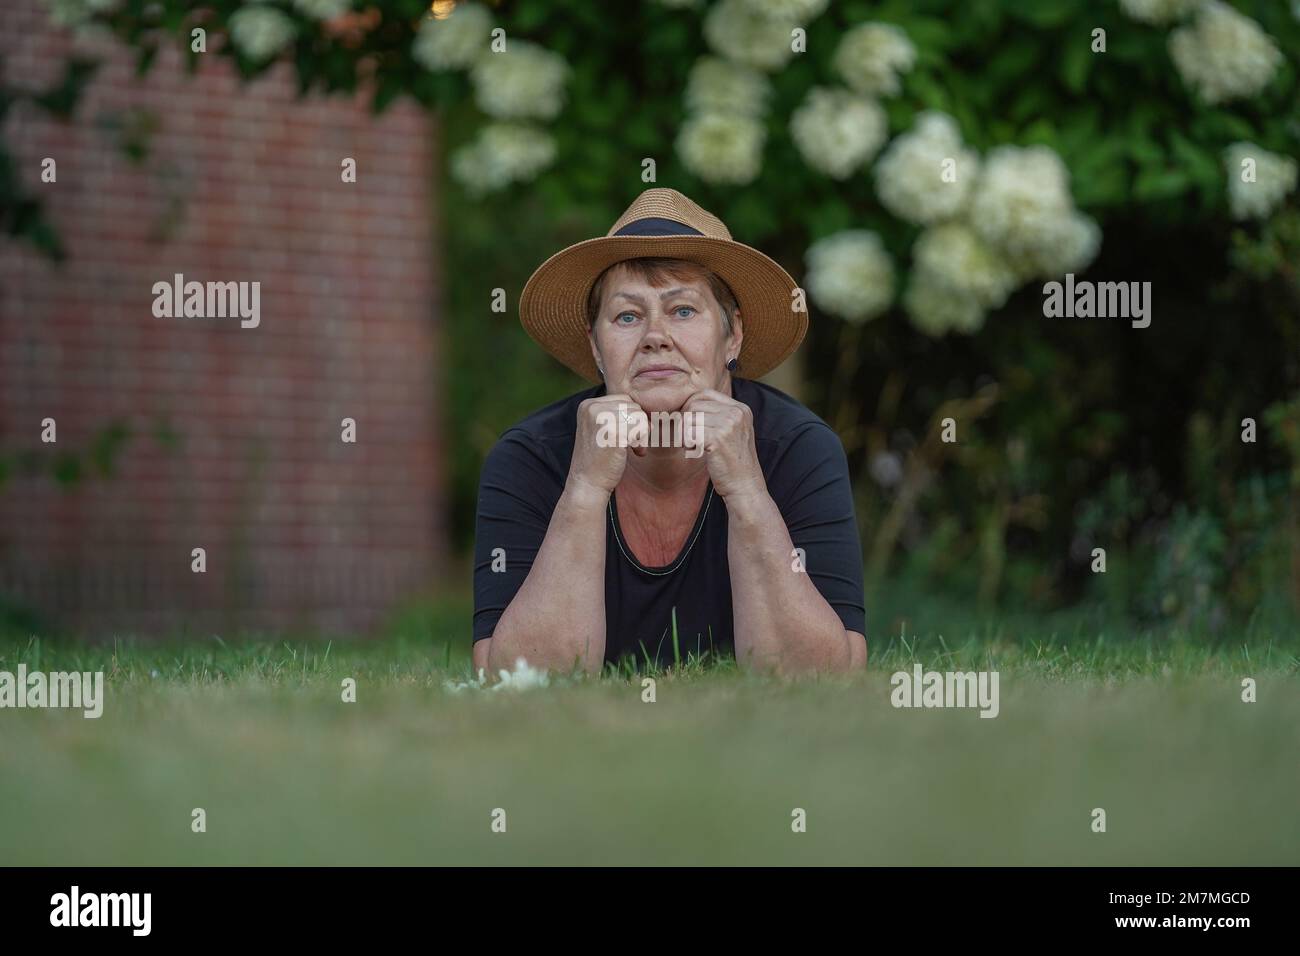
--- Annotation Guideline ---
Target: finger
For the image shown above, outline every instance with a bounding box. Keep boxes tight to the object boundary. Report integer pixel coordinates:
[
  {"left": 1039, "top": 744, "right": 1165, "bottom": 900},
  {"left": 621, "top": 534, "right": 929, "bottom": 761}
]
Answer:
[
  {"left": 683, "top": 389, "right": 734, "bottom": 410},
  {"left": 626, "top": 410, "right": 651, "bottom": 449}
]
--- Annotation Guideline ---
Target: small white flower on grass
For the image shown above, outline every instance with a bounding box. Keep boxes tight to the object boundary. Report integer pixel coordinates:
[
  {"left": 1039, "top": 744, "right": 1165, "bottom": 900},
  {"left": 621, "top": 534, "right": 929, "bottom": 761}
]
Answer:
[
  {"left": 443, "top": 668, "right": 487, "bottom": 694},
  {"left": 804, "top": 230, "right": 895, "bottom": 324},
  {"left": 442, "top": 659, "right": 550, "bottom": 693},
  {"left": 413, "top": 1, "right": 493, "bottom": 72},
  {"left": 451, "top": 123, "right": 557, "bottom": 195},
  {"left": 493, "top": 658, "right": 550, "bottom": 691},
  {"left": 470, "top": 40, "right": 570, "bottom": 121},
  {"left": 676, "top": 112, "right": 766, "bottom": 185},
  {"left": 874, "top": 112, "right": 979, "bottom": 225},
  {"left": 833, "top": 22, "right": 916, "bottom": 97},
  {"left": 704, "top": 0, "right": 800, "bottom": 72},
  {"left": 789, "top": 86, "right": 887, "bottom": 179},
  {"left": 1224, "top": 142, "right": 1298, "bottom": 220},
  {"left": 229, "top": 6, "right": 297, "bottom": 63},
  {"left": 1168, "top": 0, "right": 1282, "bottom": 105},
  {"left": 1117, "top": 0, "right": 1199, "bottom": 25},
  {"left": 685, "top": 57, "right": 771, "bottom": 118}
]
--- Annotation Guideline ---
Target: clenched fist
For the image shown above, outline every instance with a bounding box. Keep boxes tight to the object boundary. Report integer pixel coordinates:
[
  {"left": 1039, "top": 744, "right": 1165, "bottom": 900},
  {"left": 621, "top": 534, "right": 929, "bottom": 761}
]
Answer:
[
  {"left": 682, "top": 389, "right": 766, "bottom": 501},
  {"left": 567, "top": 393, "right": 650, "bottom": 497}
]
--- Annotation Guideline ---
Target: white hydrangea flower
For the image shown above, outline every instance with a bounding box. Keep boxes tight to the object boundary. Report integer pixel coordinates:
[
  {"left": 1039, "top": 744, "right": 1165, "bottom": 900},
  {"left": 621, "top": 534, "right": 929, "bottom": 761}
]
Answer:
[
  {"left": 451, "top": 123, "right": 557, "bottom": 196},
  {"left": 704, "top": 0, "right": 799, "bottom": 72},
  {"left": 873, "top": 111, "right": 978, "bottom": 225},
  {"left": 969, "top": 145, "right": 1101, "bottom": 279},
  {"left": 904, "top": 271, "right": 986, "bottom": 337},
  {"left": 292, "top": 0, "right": 351, "bottom": 21},
  {"left": 413, "top": 2, "right": 493, "bottom": 71},
  {"left": 470, "top": 40, "right": 570, "bottom": 120},
  {"left": 1168, "top": 0, "right": 1282, "bottom": 104},
  {"left": 833, "top": 22, "right": 916, "bottom": 97},
  {"left": 1117, "top": 0, "right": 1199, "bottom": 25},
  {"left": 911, "top": 223, "right": 1018, "bottom": 310},
  {"left": 738, "top": 0, "right": 829, "bottom": 22},
  {"left": 685, "top": 57, "right": 772, "bottom": 117},
  {"left": 229, "top": 6, "right": 297, "bottom": 63},
  {"left": 789, "top": 87, "right": 887, "bottom": 179},
  {"left": 1224, "top": 142, "right": 1299, "bottom": 220},
  {"left": 1052, "top": 211, "right": 1104, "bottom": 276},
  {"left": 676, "top": 112, "right": 766, "bottom": 185},
  {"left": 804, "top": 230, "right": 895, "bottom": 323}
]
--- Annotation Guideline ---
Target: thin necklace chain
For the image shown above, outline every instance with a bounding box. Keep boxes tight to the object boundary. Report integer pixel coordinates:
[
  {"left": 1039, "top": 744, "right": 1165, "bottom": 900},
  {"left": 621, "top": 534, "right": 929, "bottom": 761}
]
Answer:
[{"left": 609, "top": 486, "right": 714, "bottom": 576}]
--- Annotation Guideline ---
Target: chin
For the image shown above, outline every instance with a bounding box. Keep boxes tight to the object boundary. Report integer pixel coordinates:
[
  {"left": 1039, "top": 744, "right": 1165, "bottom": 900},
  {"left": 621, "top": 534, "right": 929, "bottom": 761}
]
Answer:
[{"left": 629, "top": 380, "right": 691, "bottom": 413}]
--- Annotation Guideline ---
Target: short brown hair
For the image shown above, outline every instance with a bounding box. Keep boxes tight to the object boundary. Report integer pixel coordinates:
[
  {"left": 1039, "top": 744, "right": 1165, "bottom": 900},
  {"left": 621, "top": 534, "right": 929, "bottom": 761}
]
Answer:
[{"left": 586, "top": 257, "right": 738, "bottom": 335}]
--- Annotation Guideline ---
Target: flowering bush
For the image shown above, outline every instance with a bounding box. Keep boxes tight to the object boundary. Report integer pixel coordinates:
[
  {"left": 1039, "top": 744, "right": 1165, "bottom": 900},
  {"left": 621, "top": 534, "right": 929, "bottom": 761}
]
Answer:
[{"left": 13, "top": 0, "right": 1300, "bottom": 615}]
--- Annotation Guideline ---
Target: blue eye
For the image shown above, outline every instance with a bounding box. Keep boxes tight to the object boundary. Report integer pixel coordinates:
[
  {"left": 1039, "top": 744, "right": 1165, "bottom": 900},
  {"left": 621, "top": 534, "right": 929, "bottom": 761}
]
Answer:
[
  {"left": 674, "top": 306, "right": 695, "bottom": 318},
  {"left": 616, "top": 312, "right": 638, "bottom": 324}
]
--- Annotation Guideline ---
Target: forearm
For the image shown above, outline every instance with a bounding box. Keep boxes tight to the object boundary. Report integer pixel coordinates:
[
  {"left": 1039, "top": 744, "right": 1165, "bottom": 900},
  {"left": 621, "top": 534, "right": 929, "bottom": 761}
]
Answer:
[
  {"left": 488, "top": 478, "right": 609, "bottom": 675},
  {"left": 727, "top": 489, "right": 859, "bottom": 675}
]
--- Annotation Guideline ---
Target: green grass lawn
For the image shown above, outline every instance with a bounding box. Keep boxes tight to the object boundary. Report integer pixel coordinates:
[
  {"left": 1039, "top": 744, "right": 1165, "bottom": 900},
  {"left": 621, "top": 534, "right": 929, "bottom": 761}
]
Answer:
[{"left": 1, "top": 593, "right": 1298, "bottom": 865}]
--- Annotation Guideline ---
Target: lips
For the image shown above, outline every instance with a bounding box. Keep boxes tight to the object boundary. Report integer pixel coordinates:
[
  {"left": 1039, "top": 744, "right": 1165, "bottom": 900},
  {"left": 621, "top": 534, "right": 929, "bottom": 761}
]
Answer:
[{"left": 635, "top": 366, "right": 685, "bottom": 379}]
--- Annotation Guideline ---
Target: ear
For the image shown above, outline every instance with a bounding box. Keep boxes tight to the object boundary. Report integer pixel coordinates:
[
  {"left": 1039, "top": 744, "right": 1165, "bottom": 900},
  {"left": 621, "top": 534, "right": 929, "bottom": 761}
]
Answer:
[
  {"left": 728, "top": 310, "right": 744, "bottom": 362},
  {"left": 587, "top": 326, "right": 603, "bottom": 376}
]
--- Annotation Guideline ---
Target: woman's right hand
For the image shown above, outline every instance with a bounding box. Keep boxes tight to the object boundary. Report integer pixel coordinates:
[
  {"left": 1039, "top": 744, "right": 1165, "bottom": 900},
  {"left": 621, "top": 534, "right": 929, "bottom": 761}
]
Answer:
[{"left": 567, "top": 393, "right": 649, "bottom": 498}]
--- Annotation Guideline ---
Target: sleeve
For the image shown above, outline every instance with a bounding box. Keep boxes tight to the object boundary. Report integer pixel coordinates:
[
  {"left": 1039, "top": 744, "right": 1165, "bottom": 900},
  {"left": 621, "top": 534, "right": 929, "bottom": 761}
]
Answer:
[
  {"left": 765, "top": 423, "right": 867, "bottom": 637},
  {"left": 472, "top": 430, "right": 567, "bottom": 642}
]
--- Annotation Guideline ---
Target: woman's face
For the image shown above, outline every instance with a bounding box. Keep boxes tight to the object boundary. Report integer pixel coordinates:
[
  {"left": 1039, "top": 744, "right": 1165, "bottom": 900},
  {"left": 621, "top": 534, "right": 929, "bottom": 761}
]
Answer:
[{"left": 588, "top": 263, "right": 742, "bottom": 413}]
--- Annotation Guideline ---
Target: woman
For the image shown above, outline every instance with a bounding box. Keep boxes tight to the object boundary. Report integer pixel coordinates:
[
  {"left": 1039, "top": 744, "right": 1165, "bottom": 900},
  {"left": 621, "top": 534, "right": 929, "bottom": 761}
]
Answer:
[{"left": 473, "top": 188, "right": 866, "bottom": 676}]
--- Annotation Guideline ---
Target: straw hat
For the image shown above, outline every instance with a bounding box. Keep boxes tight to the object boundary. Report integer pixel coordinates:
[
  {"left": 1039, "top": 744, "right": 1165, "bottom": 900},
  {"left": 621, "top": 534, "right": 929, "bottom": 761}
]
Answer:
[{"left": 519, "top": 188, "right": 806, "bottom": 383}]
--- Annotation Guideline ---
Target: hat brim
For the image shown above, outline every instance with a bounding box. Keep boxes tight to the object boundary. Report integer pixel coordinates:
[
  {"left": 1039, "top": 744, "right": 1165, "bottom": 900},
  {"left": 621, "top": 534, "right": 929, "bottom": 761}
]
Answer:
[{"left": 519, "top": 235, "right": 806, "bottom": 383}]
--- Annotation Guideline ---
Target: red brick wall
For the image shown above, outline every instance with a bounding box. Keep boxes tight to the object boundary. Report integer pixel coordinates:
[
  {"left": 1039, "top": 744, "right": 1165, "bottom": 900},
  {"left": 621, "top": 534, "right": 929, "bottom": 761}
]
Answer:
[{"left": 0, "top": 1, "right": 445, "bottom": 638}]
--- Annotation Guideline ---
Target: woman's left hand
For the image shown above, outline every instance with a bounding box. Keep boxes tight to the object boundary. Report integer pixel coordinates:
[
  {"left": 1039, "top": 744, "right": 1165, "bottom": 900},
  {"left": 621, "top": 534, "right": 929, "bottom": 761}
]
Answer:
[{"left": 681, "top": 389, "right": 766, "bottom": 502}]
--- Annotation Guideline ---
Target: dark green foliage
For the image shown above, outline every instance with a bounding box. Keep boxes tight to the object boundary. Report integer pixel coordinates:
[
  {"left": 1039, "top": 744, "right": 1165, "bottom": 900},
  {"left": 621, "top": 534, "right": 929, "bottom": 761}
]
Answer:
[{"left": 5, "top": 1, "right": 1298, "bottom": 624}]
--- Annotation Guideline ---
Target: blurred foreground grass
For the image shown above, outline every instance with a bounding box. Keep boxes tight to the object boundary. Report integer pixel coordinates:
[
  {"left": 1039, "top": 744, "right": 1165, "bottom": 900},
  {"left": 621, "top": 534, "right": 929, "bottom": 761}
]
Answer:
[{"left": 1, "top": 591, "right": 1297, "bottom": 865}]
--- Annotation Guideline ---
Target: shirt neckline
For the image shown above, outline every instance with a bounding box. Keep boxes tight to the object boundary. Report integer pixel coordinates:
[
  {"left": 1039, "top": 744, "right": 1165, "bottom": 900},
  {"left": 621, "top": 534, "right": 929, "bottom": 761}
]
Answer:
[{"left": 609, "top": 480, "right": 715, "bottom": 576}]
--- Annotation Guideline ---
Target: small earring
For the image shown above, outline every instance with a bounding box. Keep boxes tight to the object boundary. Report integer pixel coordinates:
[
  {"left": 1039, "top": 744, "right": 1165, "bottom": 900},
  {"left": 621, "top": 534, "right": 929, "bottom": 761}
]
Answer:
[{"left": 726, "top": 357, "right": 738, "bottom": 372}]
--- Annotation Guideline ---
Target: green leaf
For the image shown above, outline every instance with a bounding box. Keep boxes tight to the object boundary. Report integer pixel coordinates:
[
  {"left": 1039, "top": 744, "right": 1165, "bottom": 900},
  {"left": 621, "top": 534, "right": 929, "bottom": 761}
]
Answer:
[
  {"left": 899, "top": 17, "right": 952, "bottom": 54},
  {"left": 1133, "top": 166, "right": 1191, "bottom": 201},
  {"left": 1060, "top": 34, "right": 1094, "bottom": 94},
  {"left": 1008, "top": 0, "right": 1074, "bottom": 29},
  {"left": 1167, "top": 129, "right": 1219, "bottom": 188},
  {"left": 32, "top": 57, "right": 99, "bottom": 119},
  {"left": 53, "top": 452, "right": 82, "bottom": 487},
  {"left": 135, "top": 43, "right": 159, "bottom": 78}
]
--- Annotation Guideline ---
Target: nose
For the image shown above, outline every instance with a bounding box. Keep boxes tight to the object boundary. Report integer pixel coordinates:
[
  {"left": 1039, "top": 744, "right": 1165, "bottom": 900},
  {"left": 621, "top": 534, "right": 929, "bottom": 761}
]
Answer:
[{"left": 639, "top": 308, "right": 674, "bottom": 352}]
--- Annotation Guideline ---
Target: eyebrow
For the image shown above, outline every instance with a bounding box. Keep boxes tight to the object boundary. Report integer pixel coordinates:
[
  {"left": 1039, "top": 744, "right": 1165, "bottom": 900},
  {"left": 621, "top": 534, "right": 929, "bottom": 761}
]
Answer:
[{"left": 609, "top": 287, "right": 703, "bottom": 306}]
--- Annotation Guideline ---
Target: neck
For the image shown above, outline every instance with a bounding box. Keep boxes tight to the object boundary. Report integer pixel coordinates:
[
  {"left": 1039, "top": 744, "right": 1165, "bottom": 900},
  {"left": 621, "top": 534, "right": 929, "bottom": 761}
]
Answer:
[{"left": 621, "top": 448, "right": 709, "bottom": 495}]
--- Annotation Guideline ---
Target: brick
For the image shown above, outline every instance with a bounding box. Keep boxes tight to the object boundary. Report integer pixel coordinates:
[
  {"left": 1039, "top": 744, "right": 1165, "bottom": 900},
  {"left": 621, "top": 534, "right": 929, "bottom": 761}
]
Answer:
[{"left": 0, "top": 0, "right": 443, "bottom": 639}]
